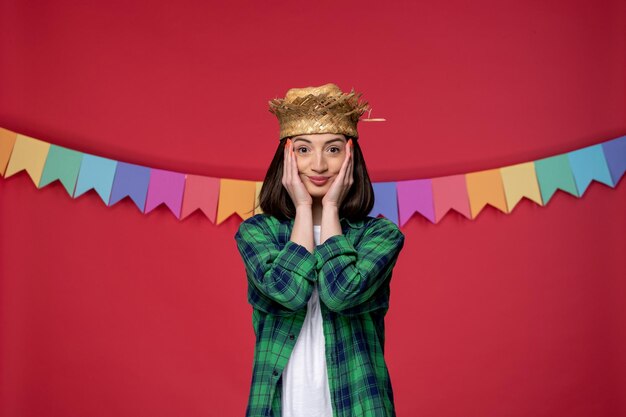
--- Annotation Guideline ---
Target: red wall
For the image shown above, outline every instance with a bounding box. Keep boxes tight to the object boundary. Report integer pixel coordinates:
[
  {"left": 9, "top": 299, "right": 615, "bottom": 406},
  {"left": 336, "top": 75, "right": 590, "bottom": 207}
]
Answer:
[{"left": 1, "top": 1, "right": 625, "bottom": 416}]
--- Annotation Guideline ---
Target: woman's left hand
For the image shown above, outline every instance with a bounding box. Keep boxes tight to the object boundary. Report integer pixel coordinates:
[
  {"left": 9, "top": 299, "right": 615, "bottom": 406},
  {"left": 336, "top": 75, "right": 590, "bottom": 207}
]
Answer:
[{"left": 322, "top": 139, "right": 354, "bottom": 207}]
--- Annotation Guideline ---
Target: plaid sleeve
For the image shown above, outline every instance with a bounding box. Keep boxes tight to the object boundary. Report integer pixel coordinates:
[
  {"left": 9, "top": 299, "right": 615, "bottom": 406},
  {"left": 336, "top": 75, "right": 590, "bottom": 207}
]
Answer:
[
  {"left": 315, "top": 217, "right": 405, "bottom": 313},
  {"left": 234, "top": 215, "right": 318, "bottom": 312}
]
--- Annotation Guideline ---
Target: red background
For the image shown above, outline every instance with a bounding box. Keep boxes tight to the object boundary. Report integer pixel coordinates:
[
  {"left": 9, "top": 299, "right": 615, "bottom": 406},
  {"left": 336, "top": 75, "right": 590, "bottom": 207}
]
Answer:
[{"left": 1, "top": 1, "right": 625, "bottom": 416}]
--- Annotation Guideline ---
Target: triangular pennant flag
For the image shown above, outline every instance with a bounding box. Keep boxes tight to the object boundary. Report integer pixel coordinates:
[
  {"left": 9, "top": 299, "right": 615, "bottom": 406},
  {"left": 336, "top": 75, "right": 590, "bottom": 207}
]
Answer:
[
  {"left": 0, "top": 127, "right": 18, "bottom": 176},
  {"left": 4, "top": 134, "right": 51, "bottom": 187},
  {"left": 39, "top": 145, "right": 83, "bottom": 196},
  {"left": 74, "top": 154, "right": 117, "bottom": 204},
  {"left": 369, "top": 182, "right": 399, "bottom": 225},
  {"left": 534, "top": 154, "right": 578, "bottom": 203},
  {"left": 216, "top": 179, "right": 257, "bottom": 224},
  {"left": 109, "top": 162, "right": 151, "bottom": 211},
  {"left": 500, "top": 162, "right": 543, "bottom": 211},
  {"left": 465, "top": 169, "right": 508, "bottom": 218},
  {"left": 567, "top": 144, "right": 612, "bottom": 196},
  {"left": 145, "top": 169, "right": 186, "bottom": 218},
  {"left": 601, "top": 135, "right": 626, "bottom": 186},
  {"left": 180, "top": 175, "right": 220, "bottom": 222},
  {"left": 397, "top": 179, "right": 435, "bottom": 226},
  {"left": 431, "top": 174, "right": 471, "bottom": 222}
]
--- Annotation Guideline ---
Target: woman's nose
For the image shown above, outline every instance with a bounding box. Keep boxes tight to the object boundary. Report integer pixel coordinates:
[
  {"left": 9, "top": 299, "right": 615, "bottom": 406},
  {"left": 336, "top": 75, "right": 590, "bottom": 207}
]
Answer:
[{"left": 312, "top": 154, "right": 328, "bottom": 171}]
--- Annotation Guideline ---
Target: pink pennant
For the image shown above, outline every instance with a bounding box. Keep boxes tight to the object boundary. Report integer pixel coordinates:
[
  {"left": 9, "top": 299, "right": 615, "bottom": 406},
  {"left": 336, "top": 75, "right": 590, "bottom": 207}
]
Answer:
[
  {"left": 144, "top": 168, "right": 186, "bottom": 218},
  {"left": 397, "top": 179, "right": 435, "bottom": 226},
  {"left": 180, "top": 175, "right": 220, "bottom": 222},
  {"left": 432, "top": 175, "right": 471, "bottom": 222}
]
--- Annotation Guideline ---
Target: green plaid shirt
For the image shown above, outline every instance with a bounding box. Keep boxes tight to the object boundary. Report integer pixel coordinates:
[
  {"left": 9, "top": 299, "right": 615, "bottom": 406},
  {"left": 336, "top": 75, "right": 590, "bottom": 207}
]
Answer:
[{"left": 234, "top": 213, "right": 405, "bottom": 417}]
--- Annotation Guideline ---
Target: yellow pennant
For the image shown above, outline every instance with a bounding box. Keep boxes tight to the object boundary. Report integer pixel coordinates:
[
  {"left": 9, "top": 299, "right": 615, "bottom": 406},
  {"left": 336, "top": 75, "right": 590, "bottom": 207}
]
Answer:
[
  {"left": 4, "top": 134, "right": 51, "bottom": 187},
  {"left": 500, "top": 162, "right": 544, "bottom": 210}
]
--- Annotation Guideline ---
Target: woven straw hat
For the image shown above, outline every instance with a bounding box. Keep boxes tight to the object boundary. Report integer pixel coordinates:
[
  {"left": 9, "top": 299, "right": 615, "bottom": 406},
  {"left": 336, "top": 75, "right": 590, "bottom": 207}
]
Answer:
[{"left": 268, "top": 83, "right": 376, "bottom": 140}]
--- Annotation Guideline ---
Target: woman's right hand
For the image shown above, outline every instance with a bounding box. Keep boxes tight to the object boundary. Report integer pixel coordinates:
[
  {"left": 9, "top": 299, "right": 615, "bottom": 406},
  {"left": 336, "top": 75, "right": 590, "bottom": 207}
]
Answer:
[{"left": 283, "top": 138, "right": 312, "bottom": 207}]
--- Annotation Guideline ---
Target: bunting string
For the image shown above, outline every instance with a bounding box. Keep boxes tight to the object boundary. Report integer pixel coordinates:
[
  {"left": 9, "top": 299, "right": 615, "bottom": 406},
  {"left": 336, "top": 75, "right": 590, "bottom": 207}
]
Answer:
[{"left": 1, "top": 127, "right": 624, "bottom": 227}]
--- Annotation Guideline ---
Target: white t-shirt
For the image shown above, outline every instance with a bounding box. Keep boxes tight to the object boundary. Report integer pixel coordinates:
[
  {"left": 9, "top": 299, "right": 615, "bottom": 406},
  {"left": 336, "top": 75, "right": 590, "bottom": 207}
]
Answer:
[{"left": 281, "top": 224, "right": 334, "bottom": 417}]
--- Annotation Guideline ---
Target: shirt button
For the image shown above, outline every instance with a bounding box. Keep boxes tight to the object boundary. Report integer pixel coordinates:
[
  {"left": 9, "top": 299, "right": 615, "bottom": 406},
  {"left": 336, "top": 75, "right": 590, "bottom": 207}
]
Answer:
[
  {"left": 289, "top": 334, "right": 295, "bottom": 340},
  {"left": 272, "top": 369, "right": 279, "bottom": 377}
]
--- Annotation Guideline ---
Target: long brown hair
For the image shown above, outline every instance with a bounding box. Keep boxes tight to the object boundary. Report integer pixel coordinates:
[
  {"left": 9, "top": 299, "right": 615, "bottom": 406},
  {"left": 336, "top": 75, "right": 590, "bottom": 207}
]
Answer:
[{"left": 252, "top": 136, "right": 375, "bottom": 221}]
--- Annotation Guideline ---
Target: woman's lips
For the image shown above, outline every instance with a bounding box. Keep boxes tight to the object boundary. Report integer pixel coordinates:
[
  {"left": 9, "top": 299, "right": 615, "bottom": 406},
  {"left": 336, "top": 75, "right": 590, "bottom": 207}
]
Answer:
[{"left": 308, "top": 176, "right": 329, "bottom": 186}]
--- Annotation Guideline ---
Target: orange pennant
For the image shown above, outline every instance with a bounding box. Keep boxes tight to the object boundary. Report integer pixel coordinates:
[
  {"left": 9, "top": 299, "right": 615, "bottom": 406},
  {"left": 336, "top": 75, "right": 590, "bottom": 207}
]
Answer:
[
  {"left": 216, "top": 179, "right": 257, "bottom": 224},
  {"left": 0, "top": 127, "right": 18, "bottom": 177},
  {"left": 465, "top": 169, "right": 508, "bottom": 218}
]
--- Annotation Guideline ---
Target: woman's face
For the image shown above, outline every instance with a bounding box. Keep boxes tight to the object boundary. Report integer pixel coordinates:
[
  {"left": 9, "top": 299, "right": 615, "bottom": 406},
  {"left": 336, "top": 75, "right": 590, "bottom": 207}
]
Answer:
[{"left": 290, "top": 133, "right": 348, "bottom": 199}]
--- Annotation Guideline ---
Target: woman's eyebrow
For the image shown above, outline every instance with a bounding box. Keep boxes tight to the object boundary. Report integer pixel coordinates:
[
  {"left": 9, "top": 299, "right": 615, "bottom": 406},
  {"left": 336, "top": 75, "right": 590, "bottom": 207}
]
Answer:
[{"left": 292, "top": 137, "right": 345, "bottom": 144}]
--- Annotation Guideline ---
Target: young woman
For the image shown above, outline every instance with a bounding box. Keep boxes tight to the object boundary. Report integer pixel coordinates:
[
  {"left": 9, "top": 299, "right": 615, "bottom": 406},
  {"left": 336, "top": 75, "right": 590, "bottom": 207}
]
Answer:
[{"left": 234, "top": 84, "right": 405, "bottom": 417}]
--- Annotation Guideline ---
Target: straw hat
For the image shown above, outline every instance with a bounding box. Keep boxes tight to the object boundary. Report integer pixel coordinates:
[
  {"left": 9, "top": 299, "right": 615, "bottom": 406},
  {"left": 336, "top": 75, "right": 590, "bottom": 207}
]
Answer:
[{"left": 268, "top": 83, "right": 381, "bottom": 140}]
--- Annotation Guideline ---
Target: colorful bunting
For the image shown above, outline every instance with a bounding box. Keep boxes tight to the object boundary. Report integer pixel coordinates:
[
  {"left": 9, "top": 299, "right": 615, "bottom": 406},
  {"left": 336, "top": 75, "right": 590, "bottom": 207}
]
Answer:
[{"left": 0, "top": 126, "right": 624, "bottom": 228}]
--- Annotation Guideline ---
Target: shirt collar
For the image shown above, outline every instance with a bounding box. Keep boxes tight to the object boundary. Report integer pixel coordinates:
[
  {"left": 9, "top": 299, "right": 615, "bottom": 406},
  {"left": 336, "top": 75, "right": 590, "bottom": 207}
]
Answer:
[
  {"left": 342, "top": 217, "right": 365, "bottom": 228},
  {"left": 285, "top": 216, "right": 366, "bottom": 229}
]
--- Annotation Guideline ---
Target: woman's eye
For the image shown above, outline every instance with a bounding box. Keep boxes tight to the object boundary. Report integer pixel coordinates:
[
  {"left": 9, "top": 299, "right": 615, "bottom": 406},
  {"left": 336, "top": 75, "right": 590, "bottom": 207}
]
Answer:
[
  {"left": 297, "top": 147, "right": 308, "bottom": 153},
  {"left": 329, "top": 147, "right": 340, "bottom": 153}
]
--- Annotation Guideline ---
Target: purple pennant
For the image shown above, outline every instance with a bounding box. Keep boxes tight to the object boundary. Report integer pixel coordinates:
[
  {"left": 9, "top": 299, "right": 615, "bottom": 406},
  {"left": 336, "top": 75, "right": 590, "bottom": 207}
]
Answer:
[
  {"left": 397, "top": 179, "right": 435, "bottom": 226},
  {"left": 601, "top": 135, "right": 626, "bottom": 186},
  {"left": 144, "top": 168, "right": 186, "bottom": 218},
  {"left": 369, "top": 182, "right": 399, "bottom": 226},
  {"left": 109, "top": 162, "right": 151, "bottom": 212}
]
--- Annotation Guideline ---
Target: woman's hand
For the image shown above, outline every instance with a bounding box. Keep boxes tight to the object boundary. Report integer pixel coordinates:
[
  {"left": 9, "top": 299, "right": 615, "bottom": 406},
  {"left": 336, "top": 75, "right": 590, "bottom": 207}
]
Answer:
[
  {"left": 322, "top": 139, "right": 353, "bottom": 207},
  {"left": 283, "top": 138, "right": 313, "bottom": 207}
]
